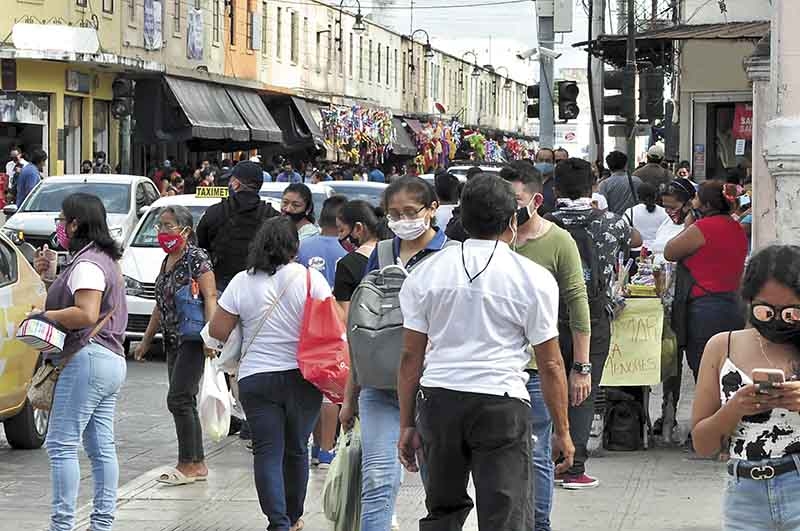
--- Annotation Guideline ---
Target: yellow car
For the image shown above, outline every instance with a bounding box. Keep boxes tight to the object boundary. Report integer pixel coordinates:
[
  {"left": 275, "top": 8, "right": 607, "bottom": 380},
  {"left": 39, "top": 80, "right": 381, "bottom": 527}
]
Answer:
[{"left": 0, "top": 236, "right": 48, "bottom": 449}]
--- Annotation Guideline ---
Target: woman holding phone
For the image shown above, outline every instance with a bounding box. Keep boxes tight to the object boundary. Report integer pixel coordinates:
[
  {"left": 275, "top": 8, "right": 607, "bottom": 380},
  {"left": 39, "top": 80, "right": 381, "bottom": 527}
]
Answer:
[{"left": 692, "top": 244, "right": 800, "bottom": 530}]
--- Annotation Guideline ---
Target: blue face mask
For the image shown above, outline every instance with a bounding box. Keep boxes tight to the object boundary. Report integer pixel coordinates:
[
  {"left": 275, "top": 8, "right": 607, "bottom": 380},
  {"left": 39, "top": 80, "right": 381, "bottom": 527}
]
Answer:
[{"left": 535, "top": 162, "right": 555, "bottom": 175}]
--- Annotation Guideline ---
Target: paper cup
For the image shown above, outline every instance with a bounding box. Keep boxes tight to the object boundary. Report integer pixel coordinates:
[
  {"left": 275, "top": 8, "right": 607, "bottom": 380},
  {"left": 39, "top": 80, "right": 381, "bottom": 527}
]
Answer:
[{"left": 42, "top": 248, "right": 58, "bottom": 282}]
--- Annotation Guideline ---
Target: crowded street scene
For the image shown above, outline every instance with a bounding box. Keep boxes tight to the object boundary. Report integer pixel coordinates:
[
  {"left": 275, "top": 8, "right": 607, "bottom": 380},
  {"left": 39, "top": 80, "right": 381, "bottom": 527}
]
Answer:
[{"left": 0, "top": 0, "right": 796, "bottom": 530}]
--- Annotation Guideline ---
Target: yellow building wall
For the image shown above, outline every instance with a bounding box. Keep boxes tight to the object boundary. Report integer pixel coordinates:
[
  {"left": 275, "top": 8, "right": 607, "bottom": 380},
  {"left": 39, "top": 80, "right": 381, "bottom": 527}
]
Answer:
[
  {"left": 224, "top": 0, "right": 258, "bottom": 80},
  {"left": 14, "top": 60, "right": 118, "bottom": 176}
]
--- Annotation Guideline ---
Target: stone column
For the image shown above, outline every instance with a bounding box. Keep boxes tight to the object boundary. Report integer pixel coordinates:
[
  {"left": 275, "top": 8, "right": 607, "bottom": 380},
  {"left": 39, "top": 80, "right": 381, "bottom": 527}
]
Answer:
[
  {"left": 745, "top": 39, "right": 775, "bottom": 249},
  {"left": 764, "top": 0, "right": 800, "bottom": 245}
]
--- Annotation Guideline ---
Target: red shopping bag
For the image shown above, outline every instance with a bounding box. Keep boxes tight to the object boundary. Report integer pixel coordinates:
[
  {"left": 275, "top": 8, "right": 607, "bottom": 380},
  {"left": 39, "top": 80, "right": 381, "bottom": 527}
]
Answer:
[{"left": 297, "top": 269, "right": 350, "bottom": 404}]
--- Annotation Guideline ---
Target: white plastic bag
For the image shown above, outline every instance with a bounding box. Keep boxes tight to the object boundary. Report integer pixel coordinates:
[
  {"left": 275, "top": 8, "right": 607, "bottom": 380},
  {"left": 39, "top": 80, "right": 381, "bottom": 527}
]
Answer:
[
  {"left": 201, "top": 322, "right": 242, "bottom": 375},
  {"left": 323, "top": 421, "right": 362, "bottom": 531},
  {"left": 197, "top": 357, "right": 231, "bottom": 442}
]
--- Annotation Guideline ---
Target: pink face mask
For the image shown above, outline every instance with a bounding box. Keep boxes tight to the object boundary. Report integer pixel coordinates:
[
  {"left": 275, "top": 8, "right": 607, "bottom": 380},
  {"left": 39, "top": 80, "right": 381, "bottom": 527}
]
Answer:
[{"left": 56, "top": 222, "right": 70, "bottom": 250}]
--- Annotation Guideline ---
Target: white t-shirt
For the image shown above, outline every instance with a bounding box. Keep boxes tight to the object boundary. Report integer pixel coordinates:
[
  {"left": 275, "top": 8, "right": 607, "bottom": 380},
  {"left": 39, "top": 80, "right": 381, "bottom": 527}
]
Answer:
[
  {"left": 399, "top": 239, "right": 559, "bottom": 400},
  {"left": 651, "top": 218, "right": 685, "bottom": 266},
  {"left": 218, "top": 262, "right": 332, "bottom": 380},
  {"left": 67, "top": 262, "right": 106, "bottom": 294},
  {"left": 623, "top": 204, "right": 669, "bottom": 251},
  {"left": 435, "top": 204, "right": 457, "bottom": 230}
]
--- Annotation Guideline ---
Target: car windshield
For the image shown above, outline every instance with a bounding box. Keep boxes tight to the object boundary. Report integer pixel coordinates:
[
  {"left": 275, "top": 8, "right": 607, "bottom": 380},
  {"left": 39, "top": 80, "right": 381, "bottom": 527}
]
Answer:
[
  {"left": 22, "top": 182, "right": 131, "bottom": 214},
  {"left": 259, "top": 190, "right": 326, "bottom": 220},
  {"left": 328, "top": 185, "right": 386, "bottom": 206},
  {"left": 131, "top": 205, "right": 209, "bottom": 248}
]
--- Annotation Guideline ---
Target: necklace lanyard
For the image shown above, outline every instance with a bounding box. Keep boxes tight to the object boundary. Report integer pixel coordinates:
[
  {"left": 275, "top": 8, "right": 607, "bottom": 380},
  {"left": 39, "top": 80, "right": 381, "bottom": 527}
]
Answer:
[{"left": 461, "top": 240, "right": 498, "bottom": 284}]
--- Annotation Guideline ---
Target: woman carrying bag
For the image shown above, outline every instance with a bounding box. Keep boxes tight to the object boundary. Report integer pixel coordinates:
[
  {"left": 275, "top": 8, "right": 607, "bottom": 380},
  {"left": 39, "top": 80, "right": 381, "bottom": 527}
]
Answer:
[
  {"left": 209, "top": 216, "right": 333, "bottom": 531},
  {"left": 134, "top": 205, "right": 218, "bottom": 485},
  {"left": 31, "top": 193, "right": 128, "bottom": 531}
]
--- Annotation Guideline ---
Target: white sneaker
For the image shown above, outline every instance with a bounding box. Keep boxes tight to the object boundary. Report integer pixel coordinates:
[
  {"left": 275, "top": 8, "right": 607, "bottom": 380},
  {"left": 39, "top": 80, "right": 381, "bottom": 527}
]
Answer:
[{"left": 391, "top": 514, "right": 400, "bottom": 531}]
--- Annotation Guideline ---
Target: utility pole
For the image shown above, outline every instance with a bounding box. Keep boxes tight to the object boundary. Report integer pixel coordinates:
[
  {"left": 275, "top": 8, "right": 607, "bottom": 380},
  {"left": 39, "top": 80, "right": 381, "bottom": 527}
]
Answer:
[
  {"left": 120, "top": 115, "right": 132, "bottom": 174},
  {"left": 537, "top": 1, "right": 555, "bottom": 148},
  {"left": 625, "top": 0, "right": 637, "bottom": 172},
  {"left": 589, "top": 0, "right": 606, "bottom": 162}
]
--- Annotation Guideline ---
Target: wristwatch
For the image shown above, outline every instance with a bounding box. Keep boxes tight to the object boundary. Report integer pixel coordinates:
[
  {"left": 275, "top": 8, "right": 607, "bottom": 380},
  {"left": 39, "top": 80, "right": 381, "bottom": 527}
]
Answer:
[{"left": 572, "top": 362, "right": 592, "bottom": 375}]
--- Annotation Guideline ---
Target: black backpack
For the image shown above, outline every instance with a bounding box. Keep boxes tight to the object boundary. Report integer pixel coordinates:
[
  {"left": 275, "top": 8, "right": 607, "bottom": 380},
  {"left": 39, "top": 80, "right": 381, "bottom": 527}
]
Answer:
[
  {"left": 211, "top": 199, "right": 274, "bottom": 284},
  {"left": 603, "top": 390, "right": 645, "bottom": 451}
]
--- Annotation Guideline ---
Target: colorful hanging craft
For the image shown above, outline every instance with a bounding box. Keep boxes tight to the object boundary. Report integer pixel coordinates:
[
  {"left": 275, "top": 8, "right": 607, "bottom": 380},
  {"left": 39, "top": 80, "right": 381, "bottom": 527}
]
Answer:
[{"left": 319, "top": 105, "right": 395, "bottom": 164}]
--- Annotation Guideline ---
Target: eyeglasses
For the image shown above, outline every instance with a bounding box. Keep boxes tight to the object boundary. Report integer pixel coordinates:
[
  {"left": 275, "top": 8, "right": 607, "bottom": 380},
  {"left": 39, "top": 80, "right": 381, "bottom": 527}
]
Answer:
[
  {"left": 154, "top": 222, "right": 183, "bottom": 233},
  {"left": 751, "top": 303, "right": 800, "bottom": 324},
  {"left": 386, "top": 206, "right": 426, "bottom": 223}
]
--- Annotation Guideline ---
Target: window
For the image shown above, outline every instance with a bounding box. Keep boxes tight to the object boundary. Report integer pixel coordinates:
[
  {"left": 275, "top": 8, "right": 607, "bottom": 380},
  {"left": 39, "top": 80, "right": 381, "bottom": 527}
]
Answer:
[
  {"left": 228, "top": 0, "right": 235, "bottom": 46},
  {"left": 423, "top": 60, "right": 428, "bottom": 98},
  {"left": 327, "top": 31, "right": 332, "bottom": 71},
  {"left": 290, "top": 12, "right": 299, "bottom": 63},
  {"left": 377, "top": 45, "right": 381, "bottom": 83},
  {"left": 349, "top": 34, "right": 354, "bottom": 77},
  {"left": 93, "top": 100, "right": 109, "bottom": 158},
  {"left": 261, "top": 2, "right": 268, "bottom": 53},
  {"left": 213, "top": 0, "right": 220, "bottom": 42},
  {"left": 402, "top": 51, "right": 406, "bottom": 91},
  {"left": 173, "top": 0, "right": 180, "bottom": 32},
  {"left": 385, "top": 45, "right": 390, "bottom": 85},
  {"left": 394, "top": 49, "right": 398, "bottom": 88},
  {"left": 368, "top": 39, "right": 373, "bottom": 82},
  {"left": 246, "top": 7, "right": 254, "bottom": 50},
  {"left": 315, "top": 32, "right": 322, "bottom": 72},
  {"left": 103, "top": 0, "right": 113, "bottom": 14},
  {"left": 359, "top": 36, "right": 364, "bottom": 80},
  {"left": 276, "top": 7, "right": 282, "bottom": 58}
]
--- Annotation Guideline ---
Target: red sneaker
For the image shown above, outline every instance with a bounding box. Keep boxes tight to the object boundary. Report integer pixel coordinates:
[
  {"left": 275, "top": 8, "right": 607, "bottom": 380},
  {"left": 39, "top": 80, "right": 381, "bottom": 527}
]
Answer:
[{"left": 561, "top": 473, "right": 600, "bottom": 490}]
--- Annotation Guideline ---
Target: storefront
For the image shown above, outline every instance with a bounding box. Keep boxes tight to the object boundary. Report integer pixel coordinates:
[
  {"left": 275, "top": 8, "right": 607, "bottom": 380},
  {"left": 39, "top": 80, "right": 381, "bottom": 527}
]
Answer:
[
  {"left": 688, "top": 93, "right": 752, "bottom": 181},
  {"left": 0, "top": 91, "right": 49, "bottom": 170}
]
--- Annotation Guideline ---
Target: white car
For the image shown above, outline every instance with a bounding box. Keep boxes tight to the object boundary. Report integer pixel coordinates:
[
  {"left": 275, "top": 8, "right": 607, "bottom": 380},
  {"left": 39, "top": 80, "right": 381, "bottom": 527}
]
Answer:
[
  {"left": 1, "top": 175, "right": 160, "bottom": 257},
  {"left": 327, "top": 181, "right": 387, "bottom": 206},
  {"left": 259, "top": 182, "right": 334, "bottom": 218},
  {"left": 121, "top": 193, "right": 281, "bottom": 346}
]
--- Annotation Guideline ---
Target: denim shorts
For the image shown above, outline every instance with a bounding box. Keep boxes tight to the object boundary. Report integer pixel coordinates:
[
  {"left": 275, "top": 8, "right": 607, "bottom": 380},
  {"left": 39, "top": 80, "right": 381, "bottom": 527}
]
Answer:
[{"left": 724, "top": 455, "right": 800, "bottom": 531}]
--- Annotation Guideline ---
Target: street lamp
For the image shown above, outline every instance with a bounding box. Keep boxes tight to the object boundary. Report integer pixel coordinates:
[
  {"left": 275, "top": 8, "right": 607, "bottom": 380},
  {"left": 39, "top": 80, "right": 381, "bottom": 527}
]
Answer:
[
  {"left": 459, "top": 51, "right": 481, "bottom": 86},
  {"left": 334, "top": 0, "right": 365, "bottom": 52},
  {"left": 407, "top": 28, "right": 434, "bottom": 73},
  {"left": 495, "top": 66, "right": 514, "bottom": 88}
]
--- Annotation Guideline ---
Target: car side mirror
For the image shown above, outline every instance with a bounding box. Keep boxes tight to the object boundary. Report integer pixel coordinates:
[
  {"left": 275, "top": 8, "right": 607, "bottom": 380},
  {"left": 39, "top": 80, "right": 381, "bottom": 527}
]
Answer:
[
  {"left": 3, "top": 204, "right": 18, "bottom": 218},
  {"left": 138, "top": 205, "right": 149, "bottom": 218}
]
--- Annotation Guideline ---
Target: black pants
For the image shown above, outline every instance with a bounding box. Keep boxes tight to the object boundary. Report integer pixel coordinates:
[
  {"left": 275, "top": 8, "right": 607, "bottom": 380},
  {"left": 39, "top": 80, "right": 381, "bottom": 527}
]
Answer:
[
  {"left": 560, "top": 314, "right": 611, "bottom": 476},
  {"left": 417, "top": 386, "right": 533, "bottom": 531},
  {"left": 166, "top": 339, "right": 206, "bottom": 463},
  {"left": 686, "top": 294, "right": 745, "bottom": 381}
]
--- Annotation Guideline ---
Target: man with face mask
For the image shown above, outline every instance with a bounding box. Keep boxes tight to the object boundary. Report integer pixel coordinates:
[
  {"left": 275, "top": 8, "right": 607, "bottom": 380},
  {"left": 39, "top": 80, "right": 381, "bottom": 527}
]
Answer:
[
  {"left": 535, "top": 148, "right": 557, "bottom": 215},
  {"left": 93, "top": 151, "right": 112, "bottom": 174},
  {"left": 501, "top": 161, "right": 591, "bottom": 529}
]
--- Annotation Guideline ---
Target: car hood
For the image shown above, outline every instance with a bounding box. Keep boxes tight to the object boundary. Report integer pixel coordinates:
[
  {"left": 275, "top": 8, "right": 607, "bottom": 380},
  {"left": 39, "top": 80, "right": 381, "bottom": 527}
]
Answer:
[
  {"left": 120, "top": 245, "right": 166, "bottom": 283},
  {"left": 5, "top": 212, "right": 130, "bottom": 238}
]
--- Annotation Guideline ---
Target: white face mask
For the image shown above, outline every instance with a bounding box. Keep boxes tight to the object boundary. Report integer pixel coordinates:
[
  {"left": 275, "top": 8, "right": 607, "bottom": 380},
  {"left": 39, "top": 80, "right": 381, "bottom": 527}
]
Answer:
[{"left": 389, "top": 217, "right": 429, "bottom": 240}]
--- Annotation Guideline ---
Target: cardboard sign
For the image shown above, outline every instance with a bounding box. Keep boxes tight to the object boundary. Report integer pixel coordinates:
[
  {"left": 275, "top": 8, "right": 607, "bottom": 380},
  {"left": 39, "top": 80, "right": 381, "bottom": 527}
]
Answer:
[
  {"left": 196, "top": 187, "right": 229, "bottom": 199},
  {"left": 601, "top": 298, "right": 664, "bottom": 386}
]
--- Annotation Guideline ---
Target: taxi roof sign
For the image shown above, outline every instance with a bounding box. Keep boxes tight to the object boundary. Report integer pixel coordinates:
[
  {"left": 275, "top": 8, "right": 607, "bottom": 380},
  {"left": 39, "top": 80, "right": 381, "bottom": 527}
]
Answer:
[{"left": 195, "top": 187, "right": 229, "bottom": 199}]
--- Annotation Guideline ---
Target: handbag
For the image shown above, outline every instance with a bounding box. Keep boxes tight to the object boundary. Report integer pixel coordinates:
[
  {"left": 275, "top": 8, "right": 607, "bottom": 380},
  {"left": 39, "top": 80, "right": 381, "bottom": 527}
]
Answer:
[
  {"left": 27, "top": 308, "right": 117, "bottom": 411},
  {"left": 176, "top": 278, "right": 205, "bottom": 340},
  {"left": 297, "top": 269, "right": 350, "bottom": 404},
  {"left": 16, "top": 314, "right": 68, "bottom": 354}
]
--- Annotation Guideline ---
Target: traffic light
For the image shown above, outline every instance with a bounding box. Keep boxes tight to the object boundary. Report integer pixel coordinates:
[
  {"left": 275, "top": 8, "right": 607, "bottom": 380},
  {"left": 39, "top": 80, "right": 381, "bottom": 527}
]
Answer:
[
  {"left": 111, "top": 78, "right": 134, "bottom": 119},
  {"left": 639, "top": 69, "right": 665, "bottom": 121},
  {"left": 557, "top": 80, "right": 579, "bottom": 120},
  {"left": 603, "top": 68, "right": 635, "bottom": 120},
  {"left": 526, "top": 84, "right": 540, "bottom": 119}
]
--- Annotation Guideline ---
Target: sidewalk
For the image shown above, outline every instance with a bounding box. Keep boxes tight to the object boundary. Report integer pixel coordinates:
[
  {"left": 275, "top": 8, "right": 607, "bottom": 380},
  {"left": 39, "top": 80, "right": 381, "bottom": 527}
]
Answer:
[{"left": 73, "top": 372, "right": 726, "bottom": 531}]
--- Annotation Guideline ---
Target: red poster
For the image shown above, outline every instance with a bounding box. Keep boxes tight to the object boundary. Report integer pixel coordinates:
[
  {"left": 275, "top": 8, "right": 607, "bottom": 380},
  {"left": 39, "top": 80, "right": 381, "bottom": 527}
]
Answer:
[{"left": 733, "top": 103, "right": 753, "bottom": 140}]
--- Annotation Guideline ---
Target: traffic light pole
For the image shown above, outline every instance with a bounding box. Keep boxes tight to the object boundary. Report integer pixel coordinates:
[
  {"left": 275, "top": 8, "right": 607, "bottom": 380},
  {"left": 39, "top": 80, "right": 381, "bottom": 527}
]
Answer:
[
  {"left": 119, "top": 115, "right": 131, "bottom": 174},
  {"left": 625, "top": 0, "right": 637, "bottom": 173},
  {"left": 537, "top": 6, "right": 555, "bottom": 149},
  {"left": 588, "top": 0, "right": 605, "bottom": 163}
]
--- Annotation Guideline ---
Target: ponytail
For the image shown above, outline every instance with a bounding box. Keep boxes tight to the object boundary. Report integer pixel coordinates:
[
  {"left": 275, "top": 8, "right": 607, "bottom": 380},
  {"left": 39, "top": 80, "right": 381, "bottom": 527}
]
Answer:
[{"left": 638, "top": 182, "right": 658, "bottom": 214}]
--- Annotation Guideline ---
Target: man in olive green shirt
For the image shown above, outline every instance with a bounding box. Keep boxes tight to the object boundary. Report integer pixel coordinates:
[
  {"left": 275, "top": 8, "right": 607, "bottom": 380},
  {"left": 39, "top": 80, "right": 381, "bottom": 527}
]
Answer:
[{"left": 501, "top": 162, "right": 592, "bottom": 529}]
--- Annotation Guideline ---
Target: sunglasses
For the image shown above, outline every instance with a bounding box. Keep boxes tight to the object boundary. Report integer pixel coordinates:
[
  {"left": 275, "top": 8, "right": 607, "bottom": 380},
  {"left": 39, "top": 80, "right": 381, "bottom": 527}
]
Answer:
[{"left": 751, "top": 303, "right": 800, "bottom": 325}]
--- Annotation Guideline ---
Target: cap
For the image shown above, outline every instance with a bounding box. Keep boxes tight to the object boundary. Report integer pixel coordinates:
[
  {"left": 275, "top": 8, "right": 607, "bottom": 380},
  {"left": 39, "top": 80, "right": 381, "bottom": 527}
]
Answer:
[
  {"left": 647, "top": 143, "right": 665, "bottom": 160},
  {"left": 231, "top": 161, "right": 264, "bottom": 189}
]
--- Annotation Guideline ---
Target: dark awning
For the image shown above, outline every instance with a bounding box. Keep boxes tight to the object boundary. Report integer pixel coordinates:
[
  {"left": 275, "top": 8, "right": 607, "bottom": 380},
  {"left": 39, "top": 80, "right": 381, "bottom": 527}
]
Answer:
[
  {"left": 291, "top": 96, "right": 325, "bottom": 148},
  {"left": 405, "top": 119, "right": 424, "bottom": 137},
  {"left": 163, "top": 76, "right": 249, "bottom": 141},
  {"left": 225, "top": 87, "right": 282, "bottom": 143},
  {"left": 391, "top": 118, "right": 417, "bottom": 157}
]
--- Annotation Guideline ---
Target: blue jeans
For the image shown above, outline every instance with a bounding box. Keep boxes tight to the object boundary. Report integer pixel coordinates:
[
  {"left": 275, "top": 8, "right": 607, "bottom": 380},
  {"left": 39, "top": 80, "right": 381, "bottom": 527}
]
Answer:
[
  {"left": 724, "top": 456, "right": 800, "bottom": 530},
  {"left": 46, "top": 342, "right": 127, "bottom": 531},
  {"left": 238, "top": 370, "right": 322, "bottom": 531},
  {"left": 527, "top": 372, "right": 553, "bottom": 531},
  {"left": 359, "top": 387, "right": 402, "bottom": 531}
]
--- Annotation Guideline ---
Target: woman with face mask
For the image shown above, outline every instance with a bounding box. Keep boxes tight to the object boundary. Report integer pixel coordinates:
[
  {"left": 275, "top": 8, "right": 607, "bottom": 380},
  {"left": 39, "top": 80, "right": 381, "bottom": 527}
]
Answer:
[
  {"left": 692, "top": 245, "right": 800, "bottom": 530},
  {"left": 32, "top": 193, "right": 128, "bottom": 531},
  {"left": 338, "top": 176, "right": 446, "bottom": 531},
  {"left": 665, "top": 180, "right": 748, "bottom": 385},
  {"left": 134, "top": 205, "right": 218, "bottom": 486},
  {"left": 282, "top": 183, "right": 320, "bottom": 241}
]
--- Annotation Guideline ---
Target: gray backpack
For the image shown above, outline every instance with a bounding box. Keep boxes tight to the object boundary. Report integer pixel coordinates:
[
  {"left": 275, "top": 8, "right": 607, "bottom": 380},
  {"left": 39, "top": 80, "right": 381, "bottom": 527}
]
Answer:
[{"left": 347, "top": 239, "right": 451, "bottom": 390}]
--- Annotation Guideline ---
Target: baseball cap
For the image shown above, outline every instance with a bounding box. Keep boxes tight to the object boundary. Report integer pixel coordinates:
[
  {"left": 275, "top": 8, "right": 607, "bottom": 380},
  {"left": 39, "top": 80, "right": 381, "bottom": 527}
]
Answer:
[
  {"left": 647, "top": 143, "right": 665, "bottom": 160},
  {"left": 231, "top": 161, "right": 264, "bottom": 189}
]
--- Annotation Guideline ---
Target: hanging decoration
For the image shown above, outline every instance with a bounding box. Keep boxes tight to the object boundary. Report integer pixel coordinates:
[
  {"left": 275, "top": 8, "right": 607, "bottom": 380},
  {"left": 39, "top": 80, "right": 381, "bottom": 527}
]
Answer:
[
  {"left": 320, "top": 105, "right": 394, "bottom": 164},
  {"left": 412, "top": 119, "right": 462, "bottom": 172}
]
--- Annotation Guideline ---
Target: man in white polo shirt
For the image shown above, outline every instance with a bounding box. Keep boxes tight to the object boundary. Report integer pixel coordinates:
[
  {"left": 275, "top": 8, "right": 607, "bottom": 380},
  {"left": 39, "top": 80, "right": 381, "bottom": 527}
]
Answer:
[{"left": 397, "top": 174, "right": 574, "bottom": 530}]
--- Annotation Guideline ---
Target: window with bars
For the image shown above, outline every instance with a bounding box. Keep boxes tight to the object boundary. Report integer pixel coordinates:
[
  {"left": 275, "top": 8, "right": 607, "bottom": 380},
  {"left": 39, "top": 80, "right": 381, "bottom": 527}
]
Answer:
[
  {"left": 261, "top": 3, "right": 268, "bottom": 53},
  {"left": 246, "top": 7, "right": 253, "bottom": 49},
  {"left": 377, "top": 45, "right": 381, "bottom": 83},
  {"left": 213, "top": 0, "right": 220, "bottom": 42},
  {"left": 385, "top": 45, "right": 389, "bottom": 85},
  {"left": 394, "top": 49, "right": 398, "bottom": 89},
  {"left": 228, "top": 0, "right": 235, "bottom": 45},
  {"left": 349, "top": 34, "right": 354, "bottom": 77},
  {"left": 290, "top": 12, "right": 299, "bottom": 63},
  {"left": 359, "top": 36, "right": 364, "bottom": 81},
  {"left": 276, "top": 7, "right": 282, "bottom": 58},
  {"left": 368, "top": 39, "right": 373, "bottom": 82},
  {"left": 173, "top": 0, "right": 180, "bottom": 32},
  {"left": 103, "top": 0, "right": 113, "bottom": 14}
]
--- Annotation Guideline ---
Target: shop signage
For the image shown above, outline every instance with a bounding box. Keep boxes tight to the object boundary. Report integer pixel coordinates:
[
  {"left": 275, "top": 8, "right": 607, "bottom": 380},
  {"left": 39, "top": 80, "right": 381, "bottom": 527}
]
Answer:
[
  {"left": 733, "top": 103, "right": 753, "bottom": 140},
  {"left": 144, "top": 0, "right": 163, "bottom": 51},
  {"left": 0, "top": 92, "right": 49, "bottom": 125},
  {"left": 66, "top": 70, "right": 91, "bottom": 94},
  {"left": 12, "top": 23, "right": 99, "bottom": 55},
  {"left": 195, "top": 187, "right": 229, "bottom": 199},
  {"left": 187, "top": 9, "right": 204, "bottom": 60},
  {"left": 601, "top": 298, "right": 663, "bottom": 387}
]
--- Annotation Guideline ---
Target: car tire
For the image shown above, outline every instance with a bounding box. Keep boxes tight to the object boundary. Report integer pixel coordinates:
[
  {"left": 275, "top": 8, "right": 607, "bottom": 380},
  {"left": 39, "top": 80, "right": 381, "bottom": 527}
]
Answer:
[{"left": 3, "top": 399, "right": 48, "bottom": 449}]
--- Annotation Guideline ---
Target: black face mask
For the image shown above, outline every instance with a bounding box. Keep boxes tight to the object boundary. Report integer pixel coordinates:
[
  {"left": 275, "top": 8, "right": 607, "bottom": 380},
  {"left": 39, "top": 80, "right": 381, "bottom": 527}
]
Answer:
[
  {"left": 283, "top": 211, "right": 307, "bottom": 223},
  {"left": 516, "top": 206, "right": 531, "bottom": 227},
  {"left": 751, "top": 316, "right": 800, "bottom": 349},
  {"left": 339, "top": 233, "right": 359, "bottom": 252}
]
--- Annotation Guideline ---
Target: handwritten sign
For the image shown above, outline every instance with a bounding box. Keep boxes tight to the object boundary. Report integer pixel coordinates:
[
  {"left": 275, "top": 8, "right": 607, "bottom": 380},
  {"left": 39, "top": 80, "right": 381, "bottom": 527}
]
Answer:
[
  {"left": 195, "top": 187, "right": 229, "bottom": 199},
  {"left": 601, "top": 298, "right": 664, "bottom": 386}
]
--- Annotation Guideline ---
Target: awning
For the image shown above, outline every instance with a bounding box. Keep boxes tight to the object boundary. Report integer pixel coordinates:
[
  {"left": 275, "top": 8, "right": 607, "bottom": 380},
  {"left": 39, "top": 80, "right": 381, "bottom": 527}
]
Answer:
[
  {"left": 163, "top": 76, "right": 249, "bottom": 141},
  {"left": 391, "top": 118, "right": 418, "bottom": 157},
  {"left": 574, "top": 21, "right": 769, "bottom": 68},
  {"left": 225, "top": 87, "right": 282, "bottom": 143},
  {"left": 405, "top": 119, "right": 424, "bottom": 137},
  {"left": 291, "top": 96, "right": 326, "bottom": 147}
]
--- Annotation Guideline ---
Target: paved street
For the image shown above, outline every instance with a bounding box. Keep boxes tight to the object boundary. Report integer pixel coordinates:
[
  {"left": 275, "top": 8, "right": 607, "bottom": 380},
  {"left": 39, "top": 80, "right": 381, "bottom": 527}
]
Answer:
[{"left": 2, "top": 358, "right": 726, "bottom": 531}]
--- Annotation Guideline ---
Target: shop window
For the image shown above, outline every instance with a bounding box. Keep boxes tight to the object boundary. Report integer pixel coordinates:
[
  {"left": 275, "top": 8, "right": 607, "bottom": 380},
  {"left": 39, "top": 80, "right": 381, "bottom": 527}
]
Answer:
[
  {"left": 103, "top": 0, "right": 113, "bottom": 14},
  {"left": 93, "top": 100, "right": 110, "bottom": 162},
  {"left": 290, "top": 12, "right": 299, "bottom": 64},
  {"left": 706, "top": 103, "right": 752, "bottom": 182},
  {"left": 64, "top": 96, "right": 83, "bottom": 175}
]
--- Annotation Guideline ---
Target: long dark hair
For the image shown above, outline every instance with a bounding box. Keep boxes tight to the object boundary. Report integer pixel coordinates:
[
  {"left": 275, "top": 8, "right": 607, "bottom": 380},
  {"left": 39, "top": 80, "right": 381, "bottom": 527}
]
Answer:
[
  {"left": 62, "top": 193, "right": 122, "bottom": 260},
  {"left": 247, "top": 217, "right": 298, "bottom": 275},
  {"left": 741, "top": 245, "right": 800, "bottom": 304},
  {"left": 383, "top": 176, "right": 436, "bottom": 209},
  {"left": 697, "top": 179, "right": 735, "bottom": 215},
  {"left": 284, "top": 183, "right": 316, "bottom": 224},
  {"left": 339, "top": 200, "right": 393, "bottom": 240},
  {"left": 638, "top": 182, "right": 658, "bottom": 213}
]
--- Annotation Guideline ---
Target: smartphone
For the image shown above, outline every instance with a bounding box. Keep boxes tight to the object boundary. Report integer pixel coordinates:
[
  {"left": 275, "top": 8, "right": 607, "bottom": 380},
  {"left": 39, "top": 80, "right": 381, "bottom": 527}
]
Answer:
[{"left": 752, "top": 368, "right": 785, "bottom": 395}]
